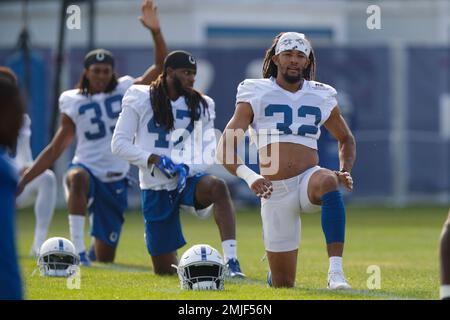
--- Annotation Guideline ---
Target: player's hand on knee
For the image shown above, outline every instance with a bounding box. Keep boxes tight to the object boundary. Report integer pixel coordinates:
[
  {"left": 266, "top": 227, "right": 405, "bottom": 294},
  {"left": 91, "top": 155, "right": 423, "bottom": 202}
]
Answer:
[
  {"left": 174, "top": 164, "right": 189, "bottom": 194},
  {"left": 251, "top": 178, "right": 273, "bottom": 199},
  {"left": 156, "top": 155, "right": 177, "bottom": 178},
  {"left": 335, "top": 171, "right": 353, "bottom": 191}
]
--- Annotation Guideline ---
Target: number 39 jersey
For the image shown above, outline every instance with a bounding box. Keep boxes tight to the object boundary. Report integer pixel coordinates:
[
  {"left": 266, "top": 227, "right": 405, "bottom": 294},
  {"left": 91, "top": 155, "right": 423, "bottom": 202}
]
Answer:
[
  {"left": 236, "top": 77, "right": 338, "bottom": 150},
  {"left": 59, "top": 76, "right": 134, "bottom": 182}
]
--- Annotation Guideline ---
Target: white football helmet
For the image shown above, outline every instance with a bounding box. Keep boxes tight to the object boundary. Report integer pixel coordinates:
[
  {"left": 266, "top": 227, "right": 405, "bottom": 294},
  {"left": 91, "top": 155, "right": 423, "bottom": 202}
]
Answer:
[
  {"left": 37, "top": 237, "right": 80, "bottom": 277},
  {"left": 175, "top": 244, "right": 225, "bottom": 290}
]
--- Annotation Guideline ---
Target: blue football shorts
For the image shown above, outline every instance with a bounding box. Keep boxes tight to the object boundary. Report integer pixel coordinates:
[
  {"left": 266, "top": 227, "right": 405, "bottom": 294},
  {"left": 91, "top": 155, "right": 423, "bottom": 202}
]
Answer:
[
  {"left": 67, "top": 163, "right": 128, "bottom": 248},
  {"left": 141, "top": 173, "right": 208, "bottom": 256}
]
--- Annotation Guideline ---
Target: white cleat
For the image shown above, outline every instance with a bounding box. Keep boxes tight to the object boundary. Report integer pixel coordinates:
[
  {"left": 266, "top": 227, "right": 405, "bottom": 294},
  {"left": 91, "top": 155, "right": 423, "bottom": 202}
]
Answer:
[{"left": 327, "top": 271, "right": 351, "bottom": 290}]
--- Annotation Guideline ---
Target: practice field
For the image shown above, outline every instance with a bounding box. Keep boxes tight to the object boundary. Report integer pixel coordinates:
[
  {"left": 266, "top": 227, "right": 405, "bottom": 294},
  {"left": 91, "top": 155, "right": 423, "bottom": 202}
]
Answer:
[{"left": 16, "top": 206, "right": 445, "bottom": 300}]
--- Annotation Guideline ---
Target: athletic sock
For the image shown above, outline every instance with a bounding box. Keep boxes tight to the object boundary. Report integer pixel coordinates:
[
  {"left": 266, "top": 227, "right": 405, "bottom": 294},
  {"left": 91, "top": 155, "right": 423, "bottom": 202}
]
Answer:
[
  {"left": 69, "top": 214, "right": 86, "bottom": 254},
  {"left": 222, "top": 239, "right": 237, "bottom": 262},
  {"left": 329, "top": 256, "right": 343, "bottom": 273},
  {"left": 33, "top": 172, "right": 56, "bottom": 251}
]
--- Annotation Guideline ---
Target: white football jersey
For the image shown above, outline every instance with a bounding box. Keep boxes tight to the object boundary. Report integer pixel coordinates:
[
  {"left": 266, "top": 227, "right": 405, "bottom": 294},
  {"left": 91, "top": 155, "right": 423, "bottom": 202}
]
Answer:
[
  {"left": 112, "top": 84, "right": 216, "bottom": 190},
  {"left": 59, "top": 75, "right": 134, "bottom": 182},
  {"left": 236, "top": 77, "right": 338, "bottom": 150},
  {"left": 13, "top": 114, "right": 33, "bottom": 170}
]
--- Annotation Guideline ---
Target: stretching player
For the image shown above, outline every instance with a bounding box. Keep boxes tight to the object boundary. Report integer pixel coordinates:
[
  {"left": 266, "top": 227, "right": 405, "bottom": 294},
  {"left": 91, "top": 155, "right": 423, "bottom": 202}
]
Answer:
[
  {"left": 112, "top": 50, "right": 245, "bottom": 277},
  {"left": 0, "top": 67, "right": 56, "bottom": 256},
  {"left": 18, "top": 0, "right": 167, "bottom": 265},
  {"left": 218, "top": 32, "right": 355, "bottom": 288}
]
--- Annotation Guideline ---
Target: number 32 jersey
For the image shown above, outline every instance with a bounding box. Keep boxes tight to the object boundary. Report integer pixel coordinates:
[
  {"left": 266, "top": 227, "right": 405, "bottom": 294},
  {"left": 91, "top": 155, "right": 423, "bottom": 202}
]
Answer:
[
  {"left": 59, "top": 76, "right": 134, "bottom": 182},
  {"left": 236, "top": 77, "right": 338, "bottom": 150}
]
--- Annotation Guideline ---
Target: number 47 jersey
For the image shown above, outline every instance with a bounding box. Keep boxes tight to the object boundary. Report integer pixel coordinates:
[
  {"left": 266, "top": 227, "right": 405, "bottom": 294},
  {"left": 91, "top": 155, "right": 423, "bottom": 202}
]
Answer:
[
  {"left": 236, "top": 77, "right": 338, "bottom": 150},
  {"left": 59, "top": 76, "right": 134, "bottom": 182}
]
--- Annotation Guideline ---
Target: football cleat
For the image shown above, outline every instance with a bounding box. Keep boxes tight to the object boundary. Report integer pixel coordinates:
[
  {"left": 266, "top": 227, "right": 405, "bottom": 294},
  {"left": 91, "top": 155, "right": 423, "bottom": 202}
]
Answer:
[
  {"left": 225, "top": 258, "right": 246, "bottom": 279},
  {"left": 78, "top": 251, "right": 92, "bottom": 267},
  {"left": 327, "top": 271, "right": 351, "bottom": 290}
]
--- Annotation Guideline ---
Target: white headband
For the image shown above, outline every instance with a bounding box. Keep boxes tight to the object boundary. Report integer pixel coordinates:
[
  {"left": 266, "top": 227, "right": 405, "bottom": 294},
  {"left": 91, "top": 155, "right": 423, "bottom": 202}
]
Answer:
[{"left": 275, "top": 32, "right": 312, "bottom": 56}]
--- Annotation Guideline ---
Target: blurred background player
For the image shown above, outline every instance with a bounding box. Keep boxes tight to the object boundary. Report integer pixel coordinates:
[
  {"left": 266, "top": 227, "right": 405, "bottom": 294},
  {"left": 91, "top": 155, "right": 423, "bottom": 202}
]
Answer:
[
  {"left": 0, "top": 66, "right": 57, "bottom": 257},
  {"left": 17, "top": 0, "right": 168, "bottom": 266},
  {"left": 112, "top": 50, "right": 245, "bottom": 277},
  {"left": 218, "top": 32, "right": 355, "bottom": 288},
  {"left": 0, "top": 76, "right": 24, "bottom": 299},
  {"left": 440, "top": 210, "right": 450, "bottom": 299}
]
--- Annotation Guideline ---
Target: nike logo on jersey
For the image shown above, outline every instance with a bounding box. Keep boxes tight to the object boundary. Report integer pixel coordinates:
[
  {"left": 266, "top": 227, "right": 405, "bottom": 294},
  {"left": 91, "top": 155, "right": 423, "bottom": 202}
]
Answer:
[{"left": 116, "top": 189, "right": 124, "bottom": 194}]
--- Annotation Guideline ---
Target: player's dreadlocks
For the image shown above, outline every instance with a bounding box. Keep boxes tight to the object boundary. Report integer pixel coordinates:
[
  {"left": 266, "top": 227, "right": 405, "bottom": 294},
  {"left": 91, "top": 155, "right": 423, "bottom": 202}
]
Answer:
[
  {"left": 76, "top": 72, "right": 118, "bottom": 96},
  {"left": 262, "top": 32, "right": 316, "bottom": 80},
  {"left": 149, "top": 72, "right": 209, "bottom": 131}
]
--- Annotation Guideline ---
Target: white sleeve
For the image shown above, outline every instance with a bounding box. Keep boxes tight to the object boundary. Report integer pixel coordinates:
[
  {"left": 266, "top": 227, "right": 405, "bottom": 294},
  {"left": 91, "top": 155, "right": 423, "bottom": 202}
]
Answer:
[
  {"left": 321, "top": 85, "right": 338, "bottom": 122},
  {"left": 111, "top": 94, "right": 151, "bottom": 168},
  {"left": 59, "top": 92, "right": 77, "bottom": 122},
  {"left": 323, "top": 85, "right": 338, "bottom": 110},
  {"left": 118, "top": 75, "right": 136, "bottom": 91},
  {"left": 236, "top": 80, "right": 257, "bottom": 106},
  {"left": 235, "top": 79, "right": 260, "bottom": 122},
  {"left": 14, "top": 115, "right": 33, "bottom": 169}
]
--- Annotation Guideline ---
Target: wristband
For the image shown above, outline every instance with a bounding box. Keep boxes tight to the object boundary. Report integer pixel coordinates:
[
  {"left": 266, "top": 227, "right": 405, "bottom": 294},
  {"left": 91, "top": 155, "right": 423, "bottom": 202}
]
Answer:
[{"left": 236, "top": 165, "right": 263, "bottom": 189}]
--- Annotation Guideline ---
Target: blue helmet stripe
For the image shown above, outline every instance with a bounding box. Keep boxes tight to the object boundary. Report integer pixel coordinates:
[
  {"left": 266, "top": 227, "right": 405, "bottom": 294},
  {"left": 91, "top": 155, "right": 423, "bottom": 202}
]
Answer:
[
  {"left": 201, "top": 246, "right": 207, "bottom": 261},
  {"left": 58, "top": 239, "right": 64, "bottom": 251}
]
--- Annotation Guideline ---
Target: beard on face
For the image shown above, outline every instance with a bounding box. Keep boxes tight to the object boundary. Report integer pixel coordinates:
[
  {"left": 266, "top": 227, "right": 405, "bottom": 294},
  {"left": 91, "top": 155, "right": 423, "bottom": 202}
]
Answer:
[
  {"left": 173, "top": 74, "right": 192, "bottom": 96},
  {"left": 281, "top": 69, "right": 303, "bottom": 84}
]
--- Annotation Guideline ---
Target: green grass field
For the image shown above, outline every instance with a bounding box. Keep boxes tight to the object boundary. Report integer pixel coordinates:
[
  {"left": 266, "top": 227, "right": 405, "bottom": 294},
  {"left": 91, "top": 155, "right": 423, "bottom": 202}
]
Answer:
[{"left": 16, "top": 206, "right": 446, "bottom": 300}]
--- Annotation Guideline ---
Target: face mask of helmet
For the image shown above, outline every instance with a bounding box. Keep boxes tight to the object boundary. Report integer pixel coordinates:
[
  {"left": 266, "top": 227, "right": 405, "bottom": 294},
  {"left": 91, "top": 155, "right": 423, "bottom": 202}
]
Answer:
[
  {"left": 176, "top": 244, "right": 225, "bottom": 291},
  {"left": 181, "top": 262, "right": 224, "bottom": 290},
  {"left": 39, "top": 253, "right": 78, "bottom": 277}
]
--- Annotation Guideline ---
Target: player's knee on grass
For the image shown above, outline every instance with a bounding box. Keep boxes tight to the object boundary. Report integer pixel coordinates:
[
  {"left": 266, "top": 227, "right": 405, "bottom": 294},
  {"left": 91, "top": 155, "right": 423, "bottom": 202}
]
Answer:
[
  {"left": 151, "top": 252, "right": 178, "bottom": 275},
  {"left": 95, "top": 240, "right": 116, "bottom": 263},
  {"left": 272, "top": 273, "right": 295, "bottom": 288}
]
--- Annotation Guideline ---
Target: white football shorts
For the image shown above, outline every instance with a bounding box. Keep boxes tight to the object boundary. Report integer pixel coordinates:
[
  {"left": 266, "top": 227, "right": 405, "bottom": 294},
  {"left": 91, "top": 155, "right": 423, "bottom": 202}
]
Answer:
[{"left": 261, "top": 165, "right": 322, "bottom": 252}]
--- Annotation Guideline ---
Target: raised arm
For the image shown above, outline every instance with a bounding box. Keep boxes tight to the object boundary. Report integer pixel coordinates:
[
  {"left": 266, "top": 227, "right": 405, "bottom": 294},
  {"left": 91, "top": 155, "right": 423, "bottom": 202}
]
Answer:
[
  {"left": 17, "top": 114, "right": 75, "bottom": 194},
  {"left": 217, "top": 102, "right": 273, "bottom": 198},
  {"left": 134, "top": 0, "right": 168, "bottom": 85}
]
